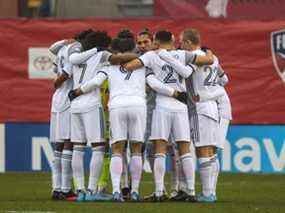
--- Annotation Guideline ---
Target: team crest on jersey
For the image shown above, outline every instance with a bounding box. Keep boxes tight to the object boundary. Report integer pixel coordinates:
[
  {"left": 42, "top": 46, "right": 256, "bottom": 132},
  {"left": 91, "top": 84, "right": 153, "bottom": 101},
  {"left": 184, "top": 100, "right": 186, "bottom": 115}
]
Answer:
[{"left": 271, "top": 29, "right": 285, "bottom": 82}]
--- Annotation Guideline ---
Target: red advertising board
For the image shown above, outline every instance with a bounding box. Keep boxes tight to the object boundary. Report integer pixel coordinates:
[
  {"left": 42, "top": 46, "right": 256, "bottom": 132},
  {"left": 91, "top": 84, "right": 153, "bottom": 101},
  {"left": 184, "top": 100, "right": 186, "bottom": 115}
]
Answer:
[{"left": 0, "top": 19, "right": 285, "bottom": 124}]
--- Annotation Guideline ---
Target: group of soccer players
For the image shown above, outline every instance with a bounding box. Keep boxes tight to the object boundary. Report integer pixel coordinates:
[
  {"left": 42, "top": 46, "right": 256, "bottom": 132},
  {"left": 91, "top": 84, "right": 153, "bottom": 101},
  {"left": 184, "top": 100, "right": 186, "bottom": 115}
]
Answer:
[{"left": 49, "top": 27, "right": 232, "bottom": 203}]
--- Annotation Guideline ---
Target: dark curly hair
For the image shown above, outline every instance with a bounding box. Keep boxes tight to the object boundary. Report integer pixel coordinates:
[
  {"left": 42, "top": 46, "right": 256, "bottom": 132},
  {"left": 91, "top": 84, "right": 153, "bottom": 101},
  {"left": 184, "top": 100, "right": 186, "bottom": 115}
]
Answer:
[
  {"left": 117, "top": 29, "right": 135, "bottom": 40},
  {"left": 81, "top": 30, "right": 112, "bottom": 51}
]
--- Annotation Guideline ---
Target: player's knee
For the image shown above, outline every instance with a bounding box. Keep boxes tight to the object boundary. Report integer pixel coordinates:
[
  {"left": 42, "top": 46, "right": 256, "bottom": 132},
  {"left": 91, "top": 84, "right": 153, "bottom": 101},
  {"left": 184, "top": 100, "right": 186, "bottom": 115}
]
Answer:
[
  {"left": 196, "top": 145, "right": 215, "bottom": 158},
  {"left": 177, "top": 141, "right": 191, "bottom": 156},
  {"left": 153, "top": 140, "right": 167, "bottom": 154},
  {"left": 63, "top": 140, "right": 73, "bottom": 150},
  {"left": 111, "top": 141, "right": 125, "bottom": 154},
  {"left": 130, "top": 142, "right": 142, "bottom": 154}
]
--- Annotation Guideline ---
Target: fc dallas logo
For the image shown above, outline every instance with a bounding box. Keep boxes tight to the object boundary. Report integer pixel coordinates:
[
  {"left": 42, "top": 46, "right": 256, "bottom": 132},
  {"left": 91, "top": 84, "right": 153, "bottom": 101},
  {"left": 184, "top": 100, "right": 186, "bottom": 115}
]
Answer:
[{"left": 271, "top": 29, "right": 285, "bottom": 82}]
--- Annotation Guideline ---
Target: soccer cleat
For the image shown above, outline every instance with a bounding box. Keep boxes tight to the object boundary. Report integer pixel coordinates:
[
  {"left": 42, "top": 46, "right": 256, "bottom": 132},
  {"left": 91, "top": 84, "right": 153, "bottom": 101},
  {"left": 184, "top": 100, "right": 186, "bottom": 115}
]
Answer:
[
  {"left": 154, "top": 194, "right": 169, "bottom": 202},
  {"left": 76, "top": 190, "right": 86, "bottom": 202},
  {"left": 143, "top": 192, "right": 155, "bottom": 202},
  {"left": 121, "top": 187, "right": 131, "bottom": 200},
  {"left": 170, "top": 190, "right": 197, "bottom": 202},
  {"left": 112, "top": 192, "right": 125, "bottom": 202},
  {"left": 169, "top": 190, "right": 188, "bottom": 201},
  {"left": 169, "top": 190, "right": 179, "bottom": 200},
  {"left": 197, "top": 194, "right": 216, "bottom": 203},
  {"left": 86, "top": 190, "right": 113, "bottom": 202},
  {"left": 51, "top": 190, "right": 64, "bottom": 200},
  {"left": 130, "top": 192, "right": 140, "bottom": 202},
  {"left": 62, "top": 190, "right": 77, "bottom": 201},
  {"left": 85, "top": 190, "right": 97, "bottom": 202}
]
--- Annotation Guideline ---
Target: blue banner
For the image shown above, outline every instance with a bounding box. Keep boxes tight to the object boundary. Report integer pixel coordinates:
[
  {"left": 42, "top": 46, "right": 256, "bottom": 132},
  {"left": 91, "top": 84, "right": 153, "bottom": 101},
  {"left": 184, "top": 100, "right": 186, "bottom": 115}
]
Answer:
[{"left": 2, "top": 123, "right": 285, "bottom": 173}]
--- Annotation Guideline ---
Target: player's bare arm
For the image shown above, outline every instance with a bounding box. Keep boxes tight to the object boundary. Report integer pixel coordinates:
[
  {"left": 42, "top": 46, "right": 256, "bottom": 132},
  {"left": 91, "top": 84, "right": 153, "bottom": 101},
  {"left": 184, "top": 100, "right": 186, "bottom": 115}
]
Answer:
[
  {"left": 123, "top": 58, "right": 144, "bottom": 71},
  {"left": 54, "top": 71, "right": 69, "bottom": 89}
]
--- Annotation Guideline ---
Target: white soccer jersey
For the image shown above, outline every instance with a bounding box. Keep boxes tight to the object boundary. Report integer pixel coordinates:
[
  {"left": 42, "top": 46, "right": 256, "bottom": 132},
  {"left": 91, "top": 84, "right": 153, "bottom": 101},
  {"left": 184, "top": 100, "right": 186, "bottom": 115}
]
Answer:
[
  {"left": 70, "top": 50, "right": 111, "bottom": 113},
  {"left": 190, "top": 50, "right": 220, "bottom": 121},
  {"left": 51, "top": 45, "right": 73, "bottom": 113},
  {"left": 217, "top": 88, "right": 232, "bottom": 120},
  {"left": 140, "top": 51, "right": 192, "bottom": 111},
  {"left": 102, "top": 65, "right": 148, "bottom": 109}
]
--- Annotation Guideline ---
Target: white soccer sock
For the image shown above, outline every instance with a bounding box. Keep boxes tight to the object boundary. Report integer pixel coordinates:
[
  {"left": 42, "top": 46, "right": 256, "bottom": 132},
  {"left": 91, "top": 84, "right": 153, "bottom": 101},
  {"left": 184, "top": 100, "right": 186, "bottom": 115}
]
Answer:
[
  {"left": 61, "top": 149, "right": 73, "bottom": 193},
  {"left": 177, "top": 159, "right": 187, "bottom": 192},
  {"left": 170, "top": 154, "right": 179, "bottom": 192},
  {"left": 88, "top": 146, "right": 105, "bottom": 192},
  {"left": 198, "top": 157, "right": 213, "bottom": 197},
  {"left": 212, "top": 155, "right": 220, "bottom": 196},
  {"left": 110, "top": 154, "right": 123, "bottom": 194},
  {"left": 154, "top": 153, "right": 166, "bottom": 196},
  {"left": 121, "top": 151, "right": 129, "bottom": 188},
  {"left": 180, "top": 153, "right": 195, "bottom": 195},
  {"left": 72, "top": 146, "right": 85, "bottom": 191},
  {"left": 52, "top": 150, "right": 62, "bottom": 191},
  {"left": 130, "top": 154, "right": 142, "bottom": 194}
]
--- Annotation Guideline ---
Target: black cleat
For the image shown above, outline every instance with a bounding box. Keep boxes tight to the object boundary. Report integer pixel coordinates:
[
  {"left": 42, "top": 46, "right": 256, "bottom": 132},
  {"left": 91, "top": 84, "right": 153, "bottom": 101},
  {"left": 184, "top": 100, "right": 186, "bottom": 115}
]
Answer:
[
  {"left": 186, "top": 195, "right": 197, "bottom": 203},
  {"left": 170, "top": 190, "right": 197, "bottom": 202},
  {"left": 121, "top": 187, "right": 131, "bottom": 200},
  {"left": 51, "top": 190, "right": 64, "bottom": 200}
]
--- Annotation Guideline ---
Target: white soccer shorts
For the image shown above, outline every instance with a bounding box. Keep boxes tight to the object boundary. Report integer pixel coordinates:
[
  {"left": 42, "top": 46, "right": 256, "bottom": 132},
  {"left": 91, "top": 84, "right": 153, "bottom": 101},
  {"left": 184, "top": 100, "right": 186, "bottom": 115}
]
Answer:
[
  {"left": 109, "top": 106, "right": 146, "bottom": 145},
  {"left": 216, "top": 118, "right": 230, "bottom": 149},
  {"left": 191, "top": 114, "right": 218, "bottom": 148},
  {"left": 149, "top": 107, "right": 191, "bottom": 143},
  {"left": 71, "top": 107, "right": 105, "bottom": 144},
  {"left": 50, "top": 108, "right": 71, "bottom": 143}
]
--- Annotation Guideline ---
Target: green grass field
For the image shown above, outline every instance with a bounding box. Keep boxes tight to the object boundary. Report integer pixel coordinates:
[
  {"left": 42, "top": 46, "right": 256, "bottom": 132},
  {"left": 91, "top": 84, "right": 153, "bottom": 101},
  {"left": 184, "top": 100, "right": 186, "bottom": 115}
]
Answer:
[{"left": 0, "top": 172, "right": 284, "bottom": 213}]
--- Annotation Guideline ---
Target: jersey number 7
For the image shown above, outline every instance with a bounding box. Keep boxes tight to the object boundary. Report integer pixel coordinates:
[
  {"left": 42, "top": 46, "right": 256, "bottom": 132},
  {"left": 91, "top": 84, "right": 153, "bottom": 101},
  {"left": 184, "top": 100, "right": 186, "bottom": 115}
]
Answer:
[{"left": 78, "top": 63, "right": 87, "bottom": 83}]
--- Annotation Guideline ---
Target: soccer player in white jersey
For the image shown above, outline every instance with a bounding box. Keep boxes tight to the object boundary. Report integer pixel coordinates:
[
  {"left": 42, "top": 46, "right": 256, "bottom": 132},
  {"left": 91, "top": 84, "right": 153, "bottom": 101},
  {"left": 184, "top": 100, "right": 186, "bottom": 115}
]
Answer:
[
  {"left": 193, "top": 65, "right": 232, "bottom": 200},
  {"left": 48, "top": 32, "right": 93, "bottom": 200},
  {"left": 64, "top": 31, "right": 114, "bottom": 202},
  {"left": 123, "top": 30, "right": 214, "bottom": 202},
  {"left": 177, "top": 28, "right": 224, "bottom": 202},
  {"left": 69, "top": 36, "right": 180, "bottom": 202}
]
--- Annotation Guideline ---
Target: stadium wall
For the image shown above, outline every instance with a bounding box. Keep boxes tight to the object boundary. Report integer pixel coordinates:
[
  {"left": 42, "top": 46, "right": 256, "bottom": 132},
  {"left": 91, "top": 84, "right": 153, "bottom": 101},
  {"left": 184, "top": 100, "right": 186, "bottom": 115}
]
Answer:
[
  {"left": 0, "top": 123, "right": 285, "bottom": 173},
  {"left": 0, "top": 19, "right": 285, "bottom": 173}
]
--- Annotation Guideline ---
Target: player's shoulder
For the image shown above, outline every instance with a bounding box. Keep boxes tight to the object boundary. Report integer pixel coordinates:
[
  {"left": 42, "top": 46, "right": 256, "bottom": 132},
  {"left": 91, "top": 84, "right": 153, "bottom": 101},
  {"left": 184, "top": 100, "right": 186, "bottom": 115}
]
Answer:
[{"left": 67, "top": 41, "right": 82, "bottom": 56}]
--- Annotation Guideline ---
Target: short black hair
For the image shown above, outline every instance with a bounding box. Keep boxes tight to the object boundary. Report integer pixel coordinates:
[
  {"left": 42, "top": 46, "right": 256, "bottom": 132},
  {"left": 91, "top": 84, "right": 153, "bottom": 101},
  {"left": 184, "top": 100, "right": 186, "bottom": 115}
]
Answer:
[
  {"left": 138, "top": 28, "right": 153, "bottom": 40},
  {"left": 111, "top": 37, "right": 135, "bottom": 53},
  {"left": 82, "top": 30, "right": 112, "bottom": 51},
  {"left": 74, "top": 29, "right": 93, "bottom": 42},
  {"left": 154, "top": 30, "right": 172, "bottom": 43},
  {"left": 117, "top": 29, "right": 135, "bottom": 40}
]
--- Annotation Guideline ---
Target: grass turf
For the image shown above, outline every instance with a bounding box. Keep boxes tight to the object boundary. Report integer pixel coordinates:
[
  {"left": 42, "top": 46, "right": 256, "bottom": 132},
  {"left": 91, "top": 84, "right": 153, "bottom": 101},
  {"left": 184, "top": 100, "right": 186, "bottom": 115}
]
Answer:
[{"left": 0, "top": 172, "right": 284, "bottom": 213}]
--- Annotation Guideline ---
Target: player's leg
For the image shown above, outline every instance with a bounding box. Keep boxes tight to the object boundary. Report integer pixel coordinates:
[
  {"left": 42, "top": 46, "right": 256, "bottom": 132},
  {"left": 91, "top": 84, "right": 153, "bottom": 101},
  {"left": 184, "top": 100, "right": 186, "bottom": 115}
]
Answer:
[
  {"left": 195, "top": 115, "right": 218, "bottom": 202},
  {"left": 128, "top": 106, "right": 146, "bottom": 201},
  {"left": 149, "top": 108, "right": 171, "bottom": 201},
  {"left": 97, "top": 142, "right": 111, "bottom": 193},
  {"left": 50, "top": 112, "right": 64, "bottom": 200},
  {"left": 212, "top": 117, "right": 230, "bottom": 199},
  {"left": 168, "top": 142, "right": 179, "bottom": 196},
  {"left": 121, "top": 143, "right": 130, "bottom": 199},
  {"left": 172, "top": 111, "right": 196, "bottom": 202},
  {"left": 70, "top": 112, "right": 87, "bottom": 201},
  {"left": 58, "top": 109, "right": 75, "bottom": 199},
  {"left": 84, "top": 107, "right": 106, "bottom": 200},
  {"left": 109, "top": 108, "right": 128, "bottom": 202}
]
